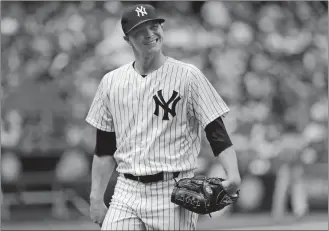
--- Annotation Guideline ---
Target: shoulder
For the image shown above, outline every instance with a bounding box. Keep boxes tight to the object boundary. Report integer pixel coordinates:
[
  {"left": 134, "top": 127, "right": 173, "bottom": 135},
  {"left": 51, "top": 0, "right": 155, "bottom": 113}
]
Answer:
[
  {"left": 166, "top": 57, "right": 198, "bottom": 72},
  {"left": 101, "top": 62, "right": 133, "bottom": 83},
  {"left": 167, "top": 57, "right": 203, "bottom": 77},
  {"left": 106, "top": 62, "right": 132, "bottom": 78}
]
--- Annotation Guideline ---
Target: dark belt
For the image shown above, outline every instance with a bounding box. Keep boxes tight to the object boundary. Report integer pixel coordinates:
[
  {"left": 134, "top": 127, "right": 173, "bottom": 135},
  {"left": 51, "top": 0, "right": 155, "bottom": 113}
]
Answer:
[{"left": 124, "top": 171, "right": 180, "bottom": 183}]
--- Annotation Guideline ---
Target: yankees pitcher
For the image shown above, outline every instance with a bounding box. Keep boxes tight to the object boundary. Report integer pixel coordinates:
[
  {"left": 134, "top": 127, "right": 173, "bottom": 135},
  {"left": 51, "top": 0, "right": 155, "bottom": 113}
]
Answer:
[{"left": 86, "top": 4, "right": 241, "bottom": 230}]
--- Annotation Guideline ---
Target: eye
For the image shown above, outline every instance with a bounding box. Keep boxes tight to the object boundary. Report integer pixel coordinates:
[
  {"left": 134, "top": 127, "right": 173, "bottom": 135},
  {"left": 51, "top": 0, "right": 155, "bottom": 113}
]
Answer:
[{"left": 151, "top": 24, "right": 159, "bottom": 30}]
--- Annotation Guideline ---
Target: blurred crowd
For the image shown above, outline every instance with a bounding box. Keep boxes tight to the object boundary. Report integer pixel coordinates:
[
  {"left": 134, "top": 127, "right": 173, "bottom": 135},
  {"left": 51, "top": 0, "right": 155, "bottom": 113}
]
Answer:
[{"left": 1, "top": 1, "right": 328, "bottom": 179}]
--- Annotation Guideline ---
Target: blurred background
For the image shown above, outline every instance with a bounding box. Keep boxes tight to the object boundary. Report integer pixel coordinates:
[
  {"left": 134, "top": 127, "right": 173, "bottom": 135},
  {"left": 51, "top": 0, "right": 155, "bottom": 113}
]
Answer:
[{"left": 1, "top": 1, "right": 328, "bottom": 230}]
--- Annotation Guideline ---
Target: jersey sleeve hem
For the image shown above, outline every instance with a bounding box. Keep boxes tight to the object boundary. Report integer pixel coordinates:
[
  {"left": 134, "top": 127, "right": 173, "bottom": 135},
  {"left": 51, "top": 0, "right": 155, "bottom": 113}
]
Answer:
[
  {"left": 201, "top": 108, "right": 230, "bottom": 129},
  {"left": 85, "top": 116, "right": 114, "bottom": 132}
]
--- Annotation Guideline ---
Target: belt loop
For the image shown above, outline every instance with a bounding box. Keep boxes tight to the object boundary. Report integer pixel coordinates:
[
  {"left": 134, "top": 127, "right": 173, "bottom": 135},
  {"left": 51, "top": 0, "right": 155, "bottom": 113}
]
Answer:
[
  {"left": 163, "top": 172, "right": 167, "bottom": 181},
  {"left": 164, "top": 172, "right": 171, "bottom": 181}
]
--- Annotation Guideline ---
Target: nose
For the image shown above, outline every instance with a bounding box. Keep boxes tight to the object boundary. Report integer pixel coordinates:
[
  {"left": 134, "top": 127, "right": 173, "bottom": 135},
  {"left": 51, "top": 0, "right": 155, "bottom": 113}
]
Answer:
[{"left": 144, "top": 28, "right": 153, "bottom": 38}]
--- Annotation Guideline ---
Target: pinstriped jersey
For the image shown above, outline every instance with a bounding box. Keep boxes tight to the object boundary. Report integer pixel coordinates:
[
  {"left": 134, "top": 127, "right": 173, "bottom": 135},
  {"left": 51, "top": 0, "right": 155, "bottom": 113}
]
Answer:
[{"left": 85, "top": 57, "right": 230, "bottom": 175}]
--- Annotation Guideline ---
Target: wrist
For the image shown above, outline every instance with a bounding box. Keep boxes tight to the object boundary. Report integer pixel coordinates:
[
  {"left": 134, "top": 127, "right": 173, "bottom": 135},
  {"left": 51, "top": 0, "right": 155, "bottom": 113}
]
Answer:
[
  {"left": 227, "top": 175, "right": 241, "bottom": 187},
  {"left": 90, "top": 194, "right": 104, "bottom": 202}
]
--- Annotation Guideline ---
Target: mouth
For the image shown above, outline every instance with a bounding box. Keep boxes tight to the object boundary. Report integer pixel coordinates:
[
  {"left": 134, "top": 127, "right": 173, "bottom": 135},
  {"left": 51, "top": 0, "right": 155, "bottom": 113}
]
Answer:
[{"left": 145, "top": 38, "right": 159, "bottom": 45}]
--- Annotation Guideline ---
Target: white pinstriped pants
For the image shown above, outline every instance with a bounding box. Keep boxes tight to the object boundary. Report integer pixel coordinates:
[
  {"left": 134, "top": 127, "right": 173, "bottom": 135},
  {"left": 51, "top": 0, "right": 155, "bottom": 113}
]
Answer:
[{"left": 101, "top": 171, "right": 199, "bottom": 230}]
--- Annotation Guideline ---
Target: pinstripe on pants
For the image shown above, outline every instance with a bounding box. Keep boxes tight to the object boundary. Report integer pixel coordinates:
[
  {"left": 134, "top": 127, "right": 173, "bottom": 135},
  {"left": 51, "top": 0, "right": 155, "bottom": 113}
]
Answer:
[{"left": 101, "top": 170, "right": 199, "bottom": 230}]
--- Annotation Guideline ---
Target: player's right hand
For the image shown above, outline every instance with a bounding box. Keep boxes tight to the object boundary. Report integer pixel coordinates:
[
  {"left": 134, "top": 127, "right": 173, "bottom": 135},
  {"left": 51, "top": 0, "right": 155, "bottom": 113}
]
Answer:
[
  {"left": 90, "top": 199, "right": 107, "bottom": 227},
  {"left": 221, "top": 179, "right": 241, "bottom": 196}
]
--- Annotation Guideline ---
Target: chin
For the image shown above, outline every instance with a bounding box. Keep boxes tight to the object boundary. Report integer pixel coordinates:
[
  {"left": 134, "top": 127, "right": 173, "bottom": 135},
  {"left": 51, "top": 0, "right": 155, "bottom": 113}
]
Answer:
[{"left": 145, "top": 44, "right": 162, "bottom": 54}]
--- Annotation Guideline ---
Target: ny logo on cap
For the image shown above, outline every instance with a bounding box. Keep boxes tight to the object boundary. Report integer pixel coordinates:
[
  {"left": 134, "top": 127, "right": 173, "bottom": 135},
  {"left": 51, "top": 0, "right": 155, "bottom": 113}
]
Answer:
[{"left": 135, "top": 6, "right": 147, "bottom": 17}]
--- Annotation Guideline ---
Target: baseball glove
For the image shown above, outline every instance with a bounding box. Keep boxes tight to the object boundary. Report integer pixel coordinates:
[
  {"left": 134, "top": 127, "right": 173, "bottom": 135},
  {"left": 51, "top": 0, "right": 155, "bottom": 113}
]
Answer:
[{"left": 171, "top": 175, "right": 239, "bottom": 216}]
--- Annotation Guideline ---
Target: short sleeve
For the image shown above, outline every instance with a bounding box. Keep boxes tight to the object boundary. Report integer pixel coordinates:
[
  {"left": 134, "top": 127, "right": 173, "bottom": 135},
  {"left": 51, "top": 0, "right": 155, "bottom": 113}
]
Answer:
[
  {"left": 85, "top": 74, "right": 115, "bottom": 132},
  {"left": 188, "top": 66, "right": 230, "bottom": 129}
]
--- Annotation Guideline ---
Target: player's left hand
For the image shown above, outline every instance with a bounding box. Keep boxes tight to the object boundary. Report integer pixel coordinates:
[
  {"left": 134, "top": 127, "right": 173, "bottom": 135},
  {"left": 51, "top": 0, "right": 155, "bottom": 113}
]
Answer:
[
  {"left": 171, "top": 175, "right": 240, "bottom": 215},
  {"left": 90, "top": 199, "right": 107, "bottom": 227},
  {"left": 221, "top": 179, "right": 241, "bottom": 196}
]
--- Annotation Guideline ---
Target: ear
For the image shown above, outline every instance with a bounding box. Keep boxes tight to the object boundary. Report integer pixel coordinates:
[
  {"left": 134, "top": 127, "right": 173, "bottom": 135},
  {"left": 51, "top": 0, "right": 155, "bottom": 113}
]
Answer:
[{"left": 124, "top": 35, "right": 132, "bottom": 46}]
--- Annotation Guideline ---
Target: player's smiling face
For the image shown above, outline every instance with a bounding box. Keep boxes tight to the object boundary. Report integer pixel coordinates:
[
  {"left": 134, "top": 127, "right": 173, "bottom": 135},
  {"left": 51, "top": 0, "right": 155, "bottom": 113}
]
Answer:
[{"left": 126, "top": 20, "right": 164, "bottom": 54}]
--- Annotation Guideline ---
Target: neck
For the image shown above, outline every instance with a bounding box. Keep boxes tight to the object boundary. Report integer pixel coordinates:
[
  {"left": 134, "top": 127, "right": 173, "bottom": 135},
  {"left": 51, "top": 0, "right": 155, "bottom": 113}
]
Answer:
[{"left": 134, "top": 51, "right": 166, "bottom": 75}]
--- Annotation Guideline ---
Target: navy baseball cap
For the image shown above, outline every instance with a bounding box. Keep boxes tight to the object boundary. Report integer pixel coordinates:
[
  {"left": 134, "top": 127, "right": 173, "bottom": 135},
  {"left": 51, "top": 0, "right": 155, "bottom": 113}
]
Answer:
[{"left": 121, "top": 4, "right": 165, "bottom": 35}]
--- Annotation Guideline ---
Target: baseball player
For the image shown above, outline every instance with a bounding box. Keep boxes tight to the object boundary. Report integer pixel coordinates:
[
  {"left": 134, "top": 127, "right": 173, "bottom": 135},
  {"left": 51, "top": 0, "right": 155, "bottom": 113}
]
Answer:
[{"left": 86, "top": 4, "right": 241, "bottom": 230}]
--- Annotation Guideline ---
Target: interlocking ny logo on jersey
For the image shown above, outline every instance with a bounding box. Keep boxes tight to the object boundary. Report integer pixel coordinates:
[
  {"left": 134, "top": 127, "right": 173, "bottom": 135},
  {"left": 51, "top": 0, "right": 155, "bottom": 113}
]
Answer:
[
  {"left": 135, "top": 6, "right": 147, "bottom": 17},
  {"left": 153, "top": 90, "right": 181, "bottom": 120}
]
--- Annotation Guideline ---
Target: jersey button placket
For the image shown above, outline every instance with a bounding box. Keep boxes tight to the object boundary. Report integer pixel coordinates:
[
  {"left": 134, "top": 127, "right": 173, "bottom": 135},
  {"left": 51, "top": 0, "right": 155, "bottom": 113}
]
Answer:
[{"left": 140, "top": 81, "right": 149, "bottom": 145}]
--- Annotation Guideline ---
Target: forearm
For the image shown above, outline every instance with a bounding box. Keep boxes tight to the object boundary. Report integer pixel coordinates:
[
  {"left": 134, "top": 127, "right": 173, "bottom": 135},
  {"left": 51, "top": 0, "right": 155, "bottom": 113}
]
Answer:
[
  {"left": 215, "top": 146, "right": 241, "bottom": 183},
  {"left": 90, "top": 155, "right": 116, "bottom": 201}
]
